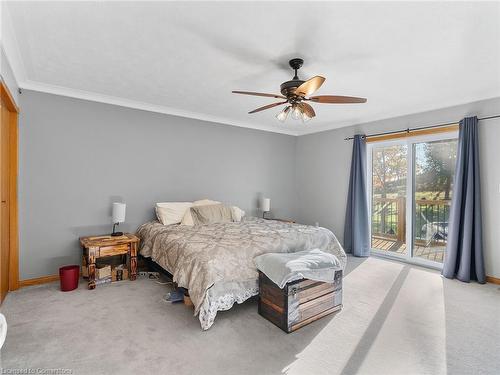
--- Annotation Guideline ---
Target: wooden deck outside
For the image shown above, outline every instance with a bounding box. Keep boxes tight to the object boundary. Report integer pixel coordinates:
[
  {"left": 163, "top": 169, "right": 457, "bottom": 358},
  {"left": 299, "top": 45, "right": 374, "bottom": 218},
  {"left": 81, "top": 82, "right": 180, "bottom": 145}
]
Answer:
[{"left": 372, "top": 236, "right": 445, "bottom": 263}]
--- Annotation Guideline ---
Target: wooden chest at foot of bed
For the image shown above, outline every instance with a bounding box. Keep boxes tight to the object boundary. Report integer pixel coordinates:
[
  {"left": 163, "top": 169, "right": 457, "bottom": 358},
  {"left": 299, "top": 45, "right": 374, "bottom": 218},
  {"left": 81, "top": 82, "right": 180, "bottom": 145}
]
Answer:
[{"left": 258, "top": 270, "right": 343, "bottom": 333}]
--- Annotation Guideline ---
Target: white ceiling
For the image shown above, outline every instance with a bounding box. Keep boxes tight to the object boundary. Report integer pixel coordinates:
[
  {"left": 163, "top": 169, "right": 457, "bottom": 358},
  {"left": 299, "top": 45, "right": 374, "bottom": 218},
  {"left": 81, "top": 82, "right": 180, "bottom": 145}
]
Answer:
[{"left": 3, "top": 1, "right": 500, "bottom": 135}]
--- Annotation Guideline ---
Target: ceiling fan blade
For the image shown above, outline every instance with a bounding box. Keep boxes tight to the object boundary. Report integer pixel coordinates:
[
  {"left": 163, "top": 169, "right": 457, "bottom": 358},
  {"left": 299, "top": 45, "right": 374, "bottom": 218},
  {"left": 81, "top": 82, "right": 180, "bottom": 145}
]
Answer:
[
  {"left": 248, "top": 101, "right": 287, "bottom": 114},
  {"left": 299, "top": 102, "right": 316, "bottom": 118},
  {"left": 294, "top": 76, "right": 325, "bottom": 97},
  {"left": 309, "top": 95, "right": 367, "bottom": 103},
  {"left": 232, "top": 91, "right": 286, "bottom": 99}
]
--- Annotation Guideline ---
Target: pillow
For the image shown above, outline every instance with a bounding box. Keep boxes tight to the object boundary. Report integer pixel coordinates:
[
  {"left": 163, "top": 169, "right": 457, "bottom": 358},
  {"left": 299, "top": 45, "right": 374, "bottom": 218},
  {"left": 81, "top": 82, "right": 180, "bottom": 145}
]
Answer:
[
  {"left": 189, "top": 204, "right": 235, "bottom": 225},
  {"left": 155, "top": 202, "right": 192, "bottom": 225},
  {"left": 181, "top": 199, "right": 221, "bottom": 226},
  {"left": 231, "top": 206, "right": 245, "bottom": 222},
  {"left": 193, "top": 199, "right": 221, "bottom": 206}
]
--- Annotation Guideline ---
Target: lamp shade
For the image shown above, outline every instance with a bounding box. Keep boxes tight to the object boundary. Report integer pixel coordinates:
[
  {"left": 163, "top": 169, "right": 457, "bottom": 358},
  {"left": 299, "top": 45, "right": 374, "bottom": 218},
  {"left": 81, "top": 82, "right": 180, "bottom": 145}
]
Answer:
[
  {"left": 112, "top": 202, "right": 126, "bottom": 223},
  {"left": 262, "top": 198, "right": 271, "bottom": 212}
]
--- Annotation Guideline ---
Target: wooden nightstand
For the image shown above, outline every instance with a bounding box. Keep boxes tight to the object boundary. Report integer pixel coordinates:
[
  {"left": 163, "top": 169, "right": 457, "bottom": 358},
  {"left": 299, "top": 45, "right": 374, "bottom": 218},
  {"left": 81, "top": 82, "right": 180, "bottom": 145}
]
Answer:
[{"left": 80, "top": 233, "right": 139, "bottom": 290}]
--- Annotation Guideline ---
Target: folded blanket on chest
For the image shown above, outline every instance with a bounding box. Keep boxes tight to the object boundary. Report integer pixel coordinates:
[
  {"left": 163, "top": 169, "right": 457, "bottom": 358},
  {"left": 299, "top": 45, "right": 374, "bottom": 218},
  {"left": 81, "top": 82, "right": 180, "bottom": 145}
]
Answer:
[{"left": 254, "top": 248, "right": 342, "bottom": 288}]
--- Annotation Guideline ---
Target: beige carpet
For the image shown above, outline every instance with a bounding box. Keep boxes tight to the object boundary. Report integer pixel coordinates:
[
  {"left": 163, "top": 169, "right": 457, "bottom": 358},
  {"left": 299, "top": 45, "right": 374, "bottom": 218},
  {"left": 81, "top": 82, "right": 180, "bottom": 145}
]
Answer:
[{"left": 1, "top": 256, "right": 499, "bottom": 375}]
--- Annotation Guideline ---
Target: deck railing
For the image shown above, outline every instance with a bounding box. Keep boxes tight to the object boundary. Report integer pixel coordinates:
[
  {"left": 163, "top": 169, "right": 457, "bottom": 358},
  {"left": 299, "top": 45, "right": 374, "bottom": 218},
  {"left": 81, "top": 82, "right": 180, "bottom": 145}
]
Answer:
[{"left": 371, "top": 197, "right": 451, "bottom": 243}]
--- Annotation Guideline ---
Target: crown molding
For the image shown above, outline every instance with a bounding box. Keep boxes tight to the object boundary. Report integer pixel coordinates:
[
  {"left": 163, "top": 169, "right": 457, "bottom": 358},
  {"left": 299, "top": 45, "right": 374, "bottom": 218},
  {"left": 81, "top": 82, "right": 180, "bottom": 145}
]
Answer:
[{"left": 19, "top": 80, "right": 300, "bottom": 136}]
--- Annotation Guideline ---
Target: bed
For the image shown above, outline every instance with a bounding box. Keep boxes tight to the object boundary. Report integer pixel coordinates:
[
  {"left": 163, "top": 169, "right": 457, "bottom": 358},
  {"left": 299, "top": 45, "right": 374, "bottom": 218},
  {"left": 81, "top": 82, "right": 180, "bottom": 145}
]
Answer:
[{"left": 137, "top": 217, "right": 346, "bottom": 330}]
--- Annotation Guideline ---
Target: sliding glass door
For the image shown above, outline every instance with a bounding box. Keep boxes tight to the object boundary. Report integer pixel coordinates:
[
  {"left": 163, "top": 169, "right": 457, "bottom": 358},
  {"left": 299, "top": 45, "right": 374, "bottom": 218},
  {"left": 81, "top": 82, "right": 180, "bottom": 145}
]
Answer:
[
  {"left": 370, "top": 144, "right": 408, "bottom": 256},
  {"left": 412, "top": 139, "right": 457, "bottom": 263},
  {"left": 367, "top": 131, "right": 458, "bottom": 268}
]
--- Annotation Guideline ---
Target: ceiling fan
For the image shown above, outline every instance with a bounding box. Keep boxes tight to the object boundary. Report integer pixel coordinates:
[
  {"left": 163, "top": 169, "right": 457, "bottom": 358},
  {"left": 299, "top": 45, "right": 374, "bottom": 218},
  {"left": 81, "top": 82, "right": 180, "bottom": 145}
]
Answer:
[{"left": 232, "top": 58, "right": 367, "bottom": 123}]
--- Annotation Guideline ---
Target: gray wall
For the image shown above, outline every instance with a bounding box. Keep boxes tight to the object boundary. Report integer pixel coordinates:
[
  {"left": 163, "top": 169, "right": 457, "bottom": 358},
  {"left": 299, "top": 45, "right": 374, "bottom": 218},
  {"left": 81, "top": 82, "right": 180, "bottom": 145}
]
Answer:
[
  {"left": 296, "top": 97, "right": 500, "bottom": 278},
  {"left": 18, "top": 90, "right": 297, "bottom": 279},
  {"left": 17, "top": 89, "right": 500, "bottom": 280}
]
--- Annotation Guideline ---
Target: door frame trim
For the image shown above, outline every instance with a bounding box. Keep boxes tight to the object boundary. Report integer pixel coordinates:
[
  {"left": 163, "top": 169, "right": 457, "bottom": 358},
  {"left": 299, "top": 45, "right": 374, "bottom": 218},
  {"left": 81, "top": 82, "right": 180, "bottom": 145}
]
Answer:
[{"left": 1, "top": 80, "right": 19, "bottom": 291}]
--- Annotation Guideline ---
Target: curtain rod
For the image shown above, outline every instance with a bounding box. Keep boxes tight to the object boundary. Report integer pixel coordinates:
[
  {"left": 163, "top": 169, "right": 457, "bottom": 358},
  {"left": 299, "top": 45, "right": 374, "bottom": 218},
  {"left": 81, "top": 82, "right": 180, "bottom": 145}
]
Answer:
[{"left": 344, "top": 114, "right": 500, "bottom": 141}]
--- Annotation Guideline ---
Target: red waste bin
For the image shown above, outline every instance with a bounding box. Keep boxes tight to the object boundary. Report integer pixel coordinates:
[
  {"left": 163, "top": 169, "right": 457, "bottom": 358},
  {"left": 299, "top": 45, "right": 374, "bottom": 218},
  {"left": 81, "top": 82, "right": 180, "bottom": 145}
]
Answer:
[{"left": 59, "top": 265, "right": 80, "bottom": 292}]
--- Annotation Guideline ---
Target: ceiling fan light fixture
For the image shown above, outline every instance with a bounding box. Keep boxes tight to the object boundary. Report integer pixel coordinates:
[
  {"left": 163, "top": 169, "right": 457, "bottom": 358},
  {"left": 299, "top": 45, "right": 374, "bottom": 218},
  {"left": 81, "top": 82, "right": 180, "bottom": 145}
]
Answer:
[
  {"left": 276, "top": 106, "right": 291, "bottom": 122},
  {"left": 301, "top": 110, "right": 313, "bottom": 123},
  {"left": 291, "top": 105, "right": 302, "bottom": 121}
]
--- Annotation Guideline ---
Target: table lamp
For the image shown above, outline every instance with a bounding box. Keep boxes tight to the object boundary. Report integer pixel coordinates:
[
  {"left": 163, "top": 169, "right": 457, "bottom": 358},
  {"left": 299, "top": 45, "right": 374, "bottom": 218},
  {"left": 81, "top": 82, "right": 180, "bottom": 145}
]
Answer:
[
  {"left": 262, "top": 198, "right": 271, "bottom": 219},
  {"left": 111, "top": 202, "right": 126, "bottom": 236}
]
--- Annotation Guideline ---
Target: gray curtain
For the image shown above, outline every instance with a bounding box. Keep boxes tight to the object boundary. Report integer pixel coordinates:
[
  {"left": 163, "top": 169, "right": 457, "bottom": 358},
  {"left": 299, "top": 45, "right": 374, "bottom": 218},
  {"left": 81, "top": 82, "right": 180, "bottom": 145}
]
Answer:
[
  {"left": 344, "top": 134, "right": 370, "bottom": 257},
  {"left": 442, "top": 116, "right": 485, "bottom": 283}
]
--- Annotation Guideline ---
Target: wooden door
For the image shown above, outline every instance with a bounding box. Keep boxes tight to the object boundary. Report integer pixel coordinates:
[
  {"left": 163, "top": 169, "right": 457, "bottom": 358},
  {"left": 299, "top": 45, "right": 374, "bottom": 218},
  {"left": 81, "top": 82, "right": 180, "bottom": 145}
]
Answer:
[
  {"left": 0, "top": 82, "right": 18, "bottom": 303},
  {"left": 0, "top": 92, "right": 10, "bottom": 302}
]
